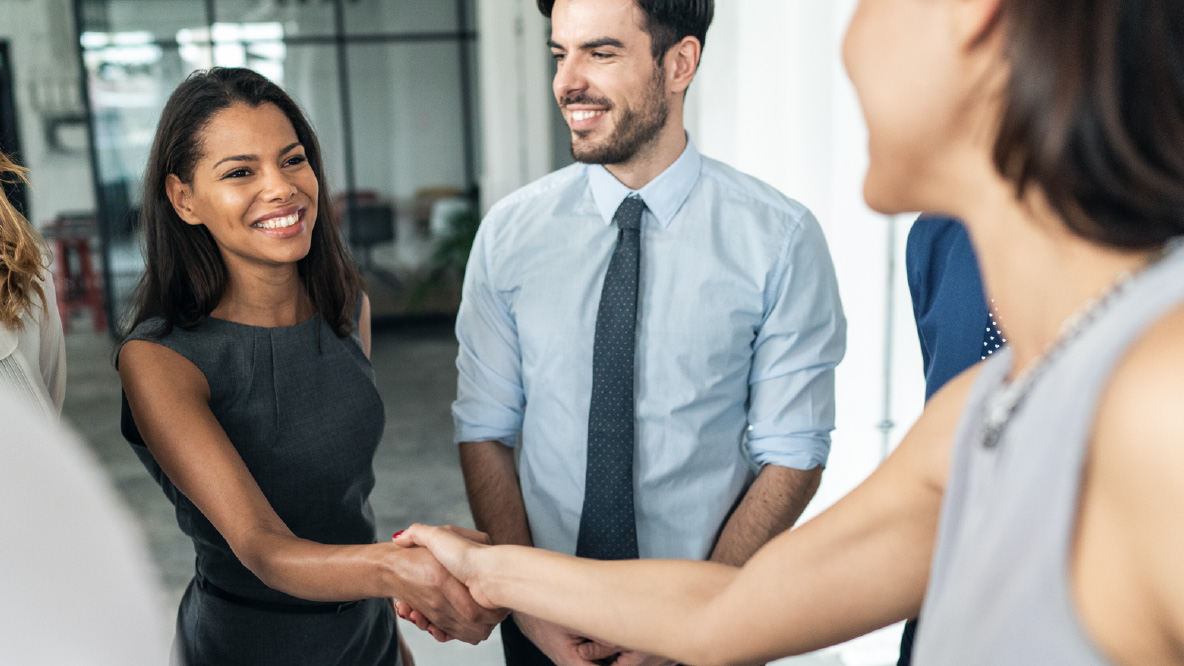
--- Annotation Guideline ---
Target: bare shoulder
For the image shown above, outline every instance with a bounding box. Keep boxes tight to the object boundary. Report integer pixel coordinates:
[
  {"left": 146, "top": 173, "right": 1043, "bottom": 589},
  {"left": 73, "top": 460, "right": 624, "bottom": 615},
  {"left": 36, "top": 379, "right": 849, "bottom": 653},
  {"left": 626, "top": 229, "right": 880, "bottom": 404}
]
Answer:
[
  {"left": 1094, "top": 301, "right": 1184, "bottom": 465},
  {"left": 119, "top": 339, "right": 209, "bottom": 402}
]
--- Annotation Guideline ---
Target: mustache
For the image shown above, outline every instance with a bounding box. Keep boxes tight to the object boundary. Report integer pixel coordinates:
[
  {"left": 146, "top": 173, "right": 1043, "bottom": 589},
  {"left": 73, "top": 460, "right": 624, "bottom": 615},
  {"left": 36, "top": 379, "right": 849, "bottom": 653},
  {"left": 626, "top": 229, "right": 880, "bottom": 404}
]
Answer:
[{"left": 560, "top": 92, "right": 613, "bottom": 108}]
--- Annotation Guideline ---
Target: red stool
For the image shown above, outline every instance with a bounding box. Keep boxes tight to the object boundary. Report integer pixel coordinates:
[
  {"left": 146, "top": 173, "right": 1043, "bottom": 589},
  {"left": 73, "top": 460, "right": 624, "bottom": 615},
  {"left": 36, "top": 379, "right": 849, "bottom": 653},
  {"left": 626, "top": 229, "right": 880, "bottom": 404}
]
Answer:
[{"left": 48, "top": 218, "right": 107, "bottom": 334}]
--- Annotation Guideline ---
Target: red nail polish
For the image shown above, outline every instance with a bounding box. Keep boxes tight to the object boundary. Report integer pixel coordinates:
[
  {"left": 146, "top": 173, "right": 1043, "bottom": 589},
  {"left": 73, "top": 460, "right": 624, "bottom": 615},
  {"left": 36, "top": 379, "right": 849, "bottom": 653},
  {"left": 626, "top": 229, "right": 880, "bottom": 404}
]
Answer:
[{"left": 392, "top": 530, "right": 404, "bottom": 540}]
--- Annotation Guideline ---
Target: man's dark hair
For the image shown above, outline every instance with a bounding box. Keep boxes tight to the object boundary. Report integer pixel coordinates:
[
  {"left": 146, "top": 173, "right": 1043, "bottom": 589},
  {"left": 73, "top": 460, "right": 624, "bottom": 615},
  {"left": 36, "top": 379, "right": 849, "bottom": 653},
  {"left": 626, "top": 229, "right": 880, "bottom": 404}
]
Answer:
[
  {"left": 990, "top": 0, "right": 1184, "bottom": 248},
  {"left": 538, "top": 0, "right": 714, "bottom": 63}
]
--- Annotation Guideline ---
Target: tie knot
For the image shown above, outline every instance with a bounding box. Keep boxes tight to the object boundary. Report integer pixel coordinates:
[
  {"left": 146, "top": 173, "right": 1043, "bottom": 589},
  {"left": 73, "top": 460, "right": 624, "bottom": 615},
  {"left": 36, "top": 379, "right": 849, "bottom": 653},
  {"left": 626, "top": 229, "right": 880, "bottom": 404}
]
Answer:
[{"left": 614, "top": 195, "right": 646, "bottom": 232}]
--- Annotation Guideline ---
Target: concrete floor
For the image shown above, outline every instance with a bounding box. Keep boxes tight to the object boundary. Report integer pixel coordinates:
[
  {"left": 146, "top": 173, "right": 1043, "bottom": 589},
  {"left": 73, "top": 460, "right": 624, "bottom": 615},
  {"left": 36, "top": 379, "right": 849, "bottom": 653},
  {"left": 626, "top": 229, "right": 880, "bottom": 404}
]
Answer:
[{"left": 61, "top": 324, "right": 887, "bottom": 666}]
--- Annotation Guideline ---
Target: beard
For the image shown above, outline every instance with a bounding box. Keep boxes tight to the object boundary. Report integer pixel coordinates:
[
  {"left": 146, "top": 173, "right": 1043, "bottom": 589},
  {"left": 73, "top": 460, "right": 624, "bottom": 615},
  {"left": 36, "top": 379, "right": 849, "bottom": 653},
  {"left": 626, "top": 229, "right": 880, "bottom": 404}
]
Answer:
[{"left": 564, "top": 70, "right": 669, "bottom": 166}]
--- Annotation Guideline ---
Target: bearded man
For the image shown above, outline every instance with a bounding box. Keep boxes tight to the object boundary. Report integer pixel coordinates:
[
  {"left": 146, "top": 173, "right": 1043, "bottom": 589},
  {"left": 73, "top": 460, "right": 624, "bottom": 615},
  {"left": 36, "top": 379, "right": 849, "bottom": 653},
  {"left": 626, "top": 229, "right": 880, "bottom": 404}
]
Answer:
[{"left": 449, "top": 1, "right": 846, "bottom": 664}]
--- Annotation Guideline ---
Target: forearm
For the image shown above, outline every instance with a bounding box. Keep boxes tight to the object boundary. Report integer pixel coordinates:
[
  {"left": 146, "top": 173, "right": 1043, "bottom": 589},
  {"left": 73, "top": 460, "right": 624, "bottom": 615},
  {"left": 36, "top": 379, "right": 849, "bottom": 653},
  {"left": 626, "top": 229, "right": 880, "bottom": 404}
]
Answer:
[
  {"left": 470, "top": 451, "right": 928, "bottom": 666},
  {"left": 480, "top": 546, "right": 738, "bottom": 663},
  {"left": 460, "top": 440, "right": 532, "bottom": 546},
  {"left": 236, "top": 530, "right": 400, "bottom": 602},
  {"left": 710, "top": 464, "right": 822, "bottom": 566}
]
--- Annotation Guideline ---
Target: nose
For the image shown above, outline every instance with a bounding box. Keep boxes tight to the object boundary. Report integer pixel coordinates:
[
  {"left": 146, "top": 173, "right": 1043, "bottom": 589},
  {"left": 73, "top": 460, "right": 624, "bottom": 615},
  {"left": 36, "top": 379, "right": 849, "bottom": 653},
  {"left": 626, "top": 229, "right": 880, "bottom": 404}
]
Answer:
[
  {"left": 260, "top": 165, "right": 298, "bottom": 202},
  {"left": 553, "top": 56, "right": 588, "bottom": 104}
]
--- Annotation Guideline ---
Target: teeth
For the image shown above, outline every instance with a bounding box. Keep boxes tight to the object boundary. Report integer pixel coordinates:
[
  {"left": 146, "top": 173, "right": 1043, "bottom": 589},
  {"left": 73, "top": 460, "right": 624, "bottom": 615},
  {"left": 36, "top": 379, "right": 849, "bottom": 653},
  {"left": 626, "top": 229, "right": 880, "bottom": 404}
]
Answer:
[
  {"left": 571, "top": 110, "right": 605, "bottom": 122},
  {"left": 255, "top": 213, "right": 300, "bottom": 229}
]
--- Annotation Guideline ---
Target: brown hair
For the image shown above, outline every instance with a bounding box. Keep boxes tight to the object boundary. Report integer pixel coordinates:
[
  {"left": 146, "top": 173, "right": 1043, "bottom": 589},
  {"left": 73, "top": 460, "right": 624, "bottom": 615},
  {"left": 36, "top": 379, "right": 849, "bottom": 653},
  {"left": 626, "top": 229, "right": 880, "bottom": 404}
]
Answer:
[
  {"left": 992, "top": 0, "right": 1184, "bottom": 248},
  {"left": 0, "top": 152, "right": 48, "bottom": 331},
  {"left": 125, "top": 67, "right": 362, "bottom": 339}
]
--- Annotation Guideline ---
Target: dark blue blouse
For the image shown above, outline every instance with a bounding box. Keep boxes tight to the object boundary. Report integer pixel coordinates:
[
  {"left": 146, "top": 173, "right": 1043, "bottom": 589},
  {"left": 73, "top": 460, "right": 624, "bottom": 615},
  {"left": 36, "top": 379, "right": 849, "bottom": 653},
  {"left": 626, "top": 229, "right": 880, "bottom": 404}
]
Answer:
[{"left": 906, "top": 216, "right": 991, "bottom": 400}]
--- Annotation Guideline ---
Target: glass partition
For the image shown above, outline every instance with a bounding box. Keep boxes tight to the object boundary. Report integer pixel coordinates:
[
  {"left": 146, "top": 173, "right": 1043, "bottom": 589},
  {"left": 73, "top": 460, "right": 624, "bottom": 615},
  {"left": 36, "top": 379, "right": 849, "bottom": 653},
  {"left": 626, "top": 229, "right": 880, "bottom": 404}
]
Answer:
[
  {"left": 344, "top": 0, "right": 466, "bottom": 36},
  {"left": 212, "top": 0, "right": 336, "bottom": 39}
]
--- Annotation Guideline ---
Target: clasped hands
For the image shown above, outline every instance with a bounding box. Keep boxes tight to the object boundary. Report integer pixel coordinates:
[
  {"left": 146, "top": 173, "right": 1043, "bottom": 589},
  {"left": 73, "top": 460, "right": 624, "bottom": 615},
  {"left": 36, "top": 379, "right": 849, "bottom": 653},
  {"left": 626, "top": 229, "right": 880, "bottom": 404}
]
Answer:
[
  {"left": 392, "top": 526, "right": 677, "bottom": 666},
  {"left": 386, "top": 525, "right": 507, "bottom": 645}
]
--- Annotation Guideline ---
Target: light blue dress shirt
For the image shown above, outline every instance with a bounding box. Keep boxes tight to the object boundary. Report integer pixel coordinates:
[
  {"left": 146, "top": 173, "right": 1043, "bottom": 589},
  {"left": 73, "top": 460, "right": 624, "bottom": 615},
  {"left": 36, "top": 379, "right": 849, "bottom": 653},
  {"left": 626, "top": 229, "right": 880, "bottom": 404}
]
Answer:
[{"left": 453, "top": 139, "right": 846, "bottom": 560}]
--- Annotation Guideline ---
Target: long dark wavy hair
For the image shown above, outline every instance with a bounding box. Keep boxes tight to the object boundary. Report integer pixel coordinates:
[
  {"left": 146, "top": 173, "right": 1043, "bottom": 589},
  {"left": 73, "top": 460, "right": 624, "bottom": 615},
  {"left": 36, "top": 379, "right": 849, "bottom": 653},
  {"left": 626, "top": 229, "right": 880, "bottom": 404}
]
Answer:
[{"left": 123, "top": 67, "right": 361, "bottom": 339}]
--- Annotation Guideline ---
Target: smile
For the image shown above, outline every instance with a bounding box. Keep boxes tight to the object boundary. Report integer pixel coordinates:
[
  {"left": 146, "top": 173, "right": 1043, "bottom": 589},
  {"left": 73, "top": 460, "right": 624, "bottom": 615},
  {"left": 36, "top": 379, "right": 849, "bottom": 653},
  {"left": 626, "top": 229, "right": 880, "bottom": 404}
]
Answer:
[
  {"left": 253, "top": 211, "right": 301, "bottom": 230},
  {"left": 570, "top": 110, "right": 607, "bottom": 122}
]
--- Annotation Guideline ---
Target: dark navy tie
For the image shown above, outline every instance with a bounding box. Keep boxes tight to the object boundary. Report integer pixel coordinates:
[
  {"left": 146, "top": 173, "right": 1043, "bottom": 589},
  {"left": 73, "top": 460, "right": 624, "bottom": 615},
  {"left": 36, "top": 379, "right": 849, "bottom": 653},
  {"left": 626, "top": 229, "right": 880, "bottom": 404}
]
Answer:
[{"left": 576, "top": 194, "right": 646, "bottom": 560}]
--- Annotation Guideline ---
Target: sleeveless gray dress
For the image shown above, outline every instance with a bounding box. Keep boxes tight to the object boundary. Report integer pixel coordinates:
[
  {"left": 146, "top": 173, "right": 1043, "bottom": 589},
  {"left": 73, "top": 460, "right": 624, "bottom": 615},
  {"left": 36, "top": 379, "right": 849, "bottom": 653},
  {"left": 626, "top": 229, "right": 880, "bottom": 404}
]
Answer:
[
  {"left": 120, "top": 308, "right": 399, "bottom": 666},
  {"left": 913, "top": 240, "right": 1184, "bottom": 665}
]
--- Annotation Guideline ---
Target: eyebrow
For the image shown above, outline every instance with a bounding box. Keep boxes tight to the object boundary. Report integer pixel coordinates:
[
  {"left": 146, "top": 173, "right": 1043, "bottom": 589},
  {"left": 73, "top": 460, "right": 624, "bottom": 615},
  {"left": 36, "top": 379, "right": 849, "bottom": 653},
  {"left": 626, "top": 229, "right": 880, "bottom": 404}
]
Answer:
[
  {"left": 211, "top": 141, "right": 302, "bottom": 170},
  {"left": 547, "top": 37, "right": 626, "bottom": 51}
]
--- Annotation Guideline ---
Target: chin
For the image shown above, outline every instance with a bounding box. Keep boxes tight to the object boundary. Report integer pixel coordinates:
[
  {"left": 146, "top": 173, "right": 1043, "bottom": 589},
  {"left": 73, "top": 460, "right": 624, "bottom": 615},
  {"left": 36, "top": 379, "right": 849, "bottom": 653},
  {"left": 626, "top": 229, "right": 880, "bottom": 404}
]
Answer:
[{"left": 862, "top": 177, "right": 914, "bottom": 216}]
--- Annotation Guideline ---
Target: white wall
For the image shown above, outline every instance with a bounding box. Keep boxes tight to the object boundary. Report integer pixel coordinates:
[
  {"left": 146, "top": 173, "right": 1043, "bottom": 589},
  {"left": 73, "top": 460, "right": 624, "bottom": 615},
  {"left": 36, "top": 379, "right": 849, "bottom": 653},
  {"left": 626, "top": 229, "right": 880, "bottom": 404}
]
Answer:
[
  {"left": 0, "top": 0, "right": 96, "bottom": 227},
  {"left": 475, "top": 0, "right": 554, "bottom": 211}
]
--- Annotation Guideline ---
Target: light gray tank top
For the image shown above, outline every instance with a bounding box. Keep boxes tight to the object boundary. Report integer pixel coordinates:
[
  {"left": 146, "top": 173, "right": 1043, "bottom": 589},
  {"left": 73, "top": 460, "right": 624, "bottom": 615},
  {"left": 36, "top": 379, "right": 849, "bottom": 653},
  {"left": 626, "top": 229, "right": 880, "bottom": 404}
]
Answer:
[{"left": 913, "top": 239, "right": 1184, "bottom": 666}]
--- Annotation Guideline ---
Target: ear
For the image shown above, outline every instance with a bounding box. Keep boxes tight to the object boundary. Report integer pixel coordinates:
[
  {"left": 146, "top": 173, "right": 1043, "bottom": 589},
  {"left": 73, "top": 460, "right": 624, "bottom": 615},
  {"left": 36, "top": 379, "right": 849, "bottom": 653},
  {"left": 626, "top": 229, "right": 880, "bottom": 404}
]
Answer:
[
  {"left": 165, "top": 173, "right": 202, "bottom": 227},
  {"left": 952, "top": 0, "right": 1005, "bottom": 49},
  {"left": 666, "top": 36, "right": 701, "bottom": 95}
]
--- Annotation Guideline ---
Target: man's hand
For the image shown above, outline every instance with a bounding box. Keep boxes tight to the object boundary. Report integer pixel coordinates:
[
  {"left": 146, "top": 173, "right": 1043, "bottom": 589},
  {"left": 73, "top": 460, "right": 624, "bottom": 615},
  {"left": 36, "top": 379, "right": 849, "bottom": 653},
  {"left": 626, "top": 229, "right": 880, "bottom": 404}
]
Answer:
[
  {"left": 387, "top": 544, "right": 504, "bottom": 645},
  {"left": 517, "top": 613, "right": 621, "bottom": 666}
]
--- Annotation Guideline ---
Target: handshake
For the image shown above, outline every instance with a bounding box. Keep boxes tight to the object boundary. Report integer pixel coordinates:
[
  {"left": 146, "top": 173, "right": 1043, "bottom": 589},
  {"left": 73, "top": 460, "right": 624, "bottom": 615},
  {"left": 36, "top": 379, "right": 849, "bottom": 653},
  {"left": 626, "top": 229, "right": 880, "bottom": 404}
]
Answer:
[
  {"left": 384, "top": 525, "right": 503, "bottom": 645},
  {"left": 387, "top": 527, "right": 659, "bottom": 666}
]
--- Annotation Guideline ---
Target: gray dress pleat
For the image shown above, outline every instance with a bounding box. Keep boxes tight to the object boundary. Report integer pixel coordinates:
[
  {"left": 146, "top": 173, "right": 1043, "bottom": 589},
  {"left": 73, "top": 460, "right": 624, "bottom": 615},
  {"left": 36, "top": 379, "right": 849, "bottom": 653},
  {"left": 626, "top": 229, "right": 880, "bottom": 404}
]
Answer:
[
  {"left": 120, "top": 309, "right": 399, "bottom": 666},
  {"left": 914, "top": 240, "right": 1184, "bottom": 665}
]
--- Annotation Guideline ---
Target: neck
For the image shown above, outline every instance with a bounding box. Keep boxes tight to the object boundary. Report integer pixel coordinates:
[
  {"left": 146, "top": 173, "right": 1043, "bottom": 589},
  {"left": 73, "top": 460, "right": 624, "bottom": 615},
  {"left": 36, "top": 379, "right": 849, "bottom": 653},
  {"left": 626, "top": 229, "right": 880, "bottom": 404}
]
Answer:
[
  {"left": 603, "top": 113, "right": 688, "bottom": 191},
  {"left": 955, "top": 174, "right": 1159, "bottom": 378},
  {"left": 211, "top": 259, "right": 311, "bottom": 327}
]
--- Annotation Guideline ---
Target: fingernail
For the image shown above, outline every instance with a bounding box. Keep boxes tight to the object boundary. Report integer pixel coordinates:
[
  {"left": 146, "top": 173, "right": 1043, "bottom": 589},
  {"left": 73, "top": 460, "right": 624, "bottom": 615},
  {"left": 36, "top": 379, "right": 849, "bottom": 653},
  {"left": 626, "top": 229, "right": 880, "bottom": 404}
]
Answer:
[{"left": 392, "top": 530, "right": 404, "bottom": 540}]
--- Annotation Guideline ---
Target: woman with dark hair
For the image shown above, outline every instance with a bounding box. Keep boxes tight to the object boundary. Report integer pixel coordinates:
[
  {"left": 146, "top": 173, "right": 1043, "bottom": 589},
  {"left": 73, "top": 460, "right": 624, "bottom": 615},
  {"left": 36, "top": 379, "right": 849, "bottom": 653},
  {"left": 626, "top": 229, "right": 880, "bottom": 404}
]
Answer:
[
  {"left": 393, "top": 0, "right": 1184, "bottom": 664},
  {"left": 0, "top": 151, "right": 65, "bottom": 419},
  {"left": 118, "top": 67, "right": 502, "bottom": 665}
]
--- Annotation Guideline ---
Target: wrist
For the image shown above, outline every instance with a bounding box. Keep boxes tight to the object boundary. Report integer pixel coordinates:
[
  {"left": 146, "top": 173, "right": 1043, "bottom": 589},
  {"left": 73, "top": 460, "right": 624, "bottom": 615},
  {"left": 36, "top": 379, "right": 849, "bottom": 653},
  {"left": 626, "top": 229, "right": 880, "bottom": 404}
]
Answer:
[
  {"left": 468, "top": 543, "right": 499, "bottom": 607},
  {"left": 374, "top": 542, "right": 408, "bottom": 599}
]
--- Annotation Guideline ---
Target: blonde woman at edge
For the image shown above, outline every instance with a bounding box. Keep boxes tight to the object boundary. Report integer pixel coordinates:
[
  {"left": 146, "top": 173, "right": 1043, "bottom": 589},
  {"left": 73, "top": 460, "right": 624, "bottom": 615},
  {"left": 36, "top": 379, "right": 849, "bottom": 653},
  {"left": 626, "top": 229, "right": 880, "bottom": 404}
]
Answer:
[
  {"left": 0, "top": 152, "right": 65, "bottom": 418},
  {"left": 394, "top": 0, "right": 1184, "bottom": 664}
]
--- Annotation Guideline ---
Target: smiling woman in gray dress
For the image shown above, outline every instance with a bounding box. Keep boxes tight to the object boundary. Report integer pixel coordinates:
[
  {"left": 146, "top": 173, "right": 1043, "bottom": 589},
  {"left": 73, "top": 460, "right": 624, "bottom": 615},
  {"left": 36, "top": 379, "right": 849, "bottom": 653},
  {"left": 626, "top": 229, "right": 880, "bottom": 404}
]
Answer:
[{"left": 117, "top": 67, "right": 503, "bottom": 666}]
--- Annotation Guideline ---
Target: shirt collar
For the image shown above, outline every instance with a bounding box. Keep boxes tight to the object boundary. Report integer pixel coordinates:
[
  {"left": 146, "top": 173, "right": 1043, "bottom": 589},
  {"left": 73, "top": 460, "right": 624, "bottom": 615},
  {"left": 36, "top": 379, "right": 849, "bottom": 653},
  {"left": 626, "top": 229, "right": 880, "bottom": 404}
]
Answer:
[{"left": 586, "top": 136, "right": 702, "bottom": 228}]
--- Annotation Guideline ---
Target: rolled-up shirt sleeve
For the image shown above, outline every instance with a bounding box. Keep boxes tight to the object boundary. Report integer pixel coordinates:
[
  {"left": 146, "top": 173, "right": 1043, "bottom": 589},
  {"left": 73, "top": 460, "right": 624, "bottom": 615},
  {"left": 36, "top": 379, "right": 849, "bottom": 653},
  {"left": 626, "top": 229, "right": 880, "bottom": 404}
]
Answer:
[
  {"left": 452, "top": 214, "right": 526, "bottom": 446},
  {"left": 746, "top": 211, "right": 846, "bottom": 470}
]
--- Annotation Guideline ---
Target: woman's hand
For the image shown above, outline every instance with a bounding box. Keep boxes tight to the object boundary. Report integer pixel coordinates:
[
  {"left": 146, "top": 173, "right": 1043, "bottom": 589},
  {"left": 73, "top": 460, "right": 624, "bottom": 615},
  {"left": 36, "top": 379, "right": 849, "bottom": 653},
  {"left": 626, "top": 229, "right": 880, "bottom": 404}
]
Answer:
[
  {"left": 393, "top": 524, "right": 496, "bottom": 608},
  {"left": 378, "top": 540, "right": 503, "bottom": 645},
  {"left": 391, "top": 525, "right": 507, "bottom": 642}
]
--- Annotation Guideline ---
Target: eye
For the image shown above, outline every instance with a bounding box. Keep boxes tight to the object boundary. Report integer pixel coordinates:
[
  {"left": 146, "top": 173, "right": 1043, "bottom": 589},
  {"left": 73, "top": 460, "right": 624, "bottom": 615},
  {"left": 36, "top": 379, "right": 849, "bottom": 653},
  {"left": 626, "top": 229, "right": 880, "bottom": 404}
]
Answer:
[
  {"left": 222, "top": 167, "right": 251, "bottom": 179},
  {"left": 551, "top": 51, "right": 565, "bottom": 62},
  {"left": 284, "top": 154, "right": 307, "bottom": 167},
  {"left": 591, "top": 51, "right": 613, "bottom": 59}
]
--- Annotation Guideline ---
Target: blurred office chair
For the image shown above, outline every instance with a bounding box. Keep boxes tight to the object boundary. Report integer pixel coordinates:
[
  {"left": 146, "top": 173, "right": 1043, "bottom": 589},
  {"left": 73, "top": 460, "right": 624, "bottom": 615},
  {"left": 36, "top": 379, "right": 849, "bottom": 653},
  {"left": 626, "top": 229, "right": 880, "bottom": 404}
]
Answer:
[{"left": 348, "top": 201, "right": 395, "bottom": 272}]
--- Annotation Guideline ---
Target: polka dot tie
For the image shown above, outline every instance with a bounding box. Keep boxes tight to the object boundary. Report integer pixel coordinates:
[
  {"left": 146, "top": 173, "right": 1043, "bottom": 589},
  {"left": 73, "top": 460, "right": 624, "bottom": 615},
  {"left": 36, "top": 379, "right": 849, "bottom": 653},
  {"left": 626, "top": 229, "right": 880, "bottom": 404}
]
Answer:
[
  {"left": 982, "top": 299, "right": 1006, "bottom": 360},
  {"left": 576, "top": 195, "right": 645, "bottom": 561}
]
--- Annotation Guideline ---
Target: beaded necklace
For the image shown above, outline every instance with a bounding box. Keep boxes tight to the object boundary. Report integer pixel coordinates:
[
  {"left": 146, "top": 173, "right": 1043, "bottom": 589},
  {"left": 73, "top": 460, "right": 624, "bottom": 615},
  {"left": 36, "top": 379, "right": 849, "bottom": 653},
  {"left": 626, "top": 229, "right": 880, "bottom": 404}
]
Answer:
[{"left": 979, "top": 240, "right": 1181, "bottom": 449}]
